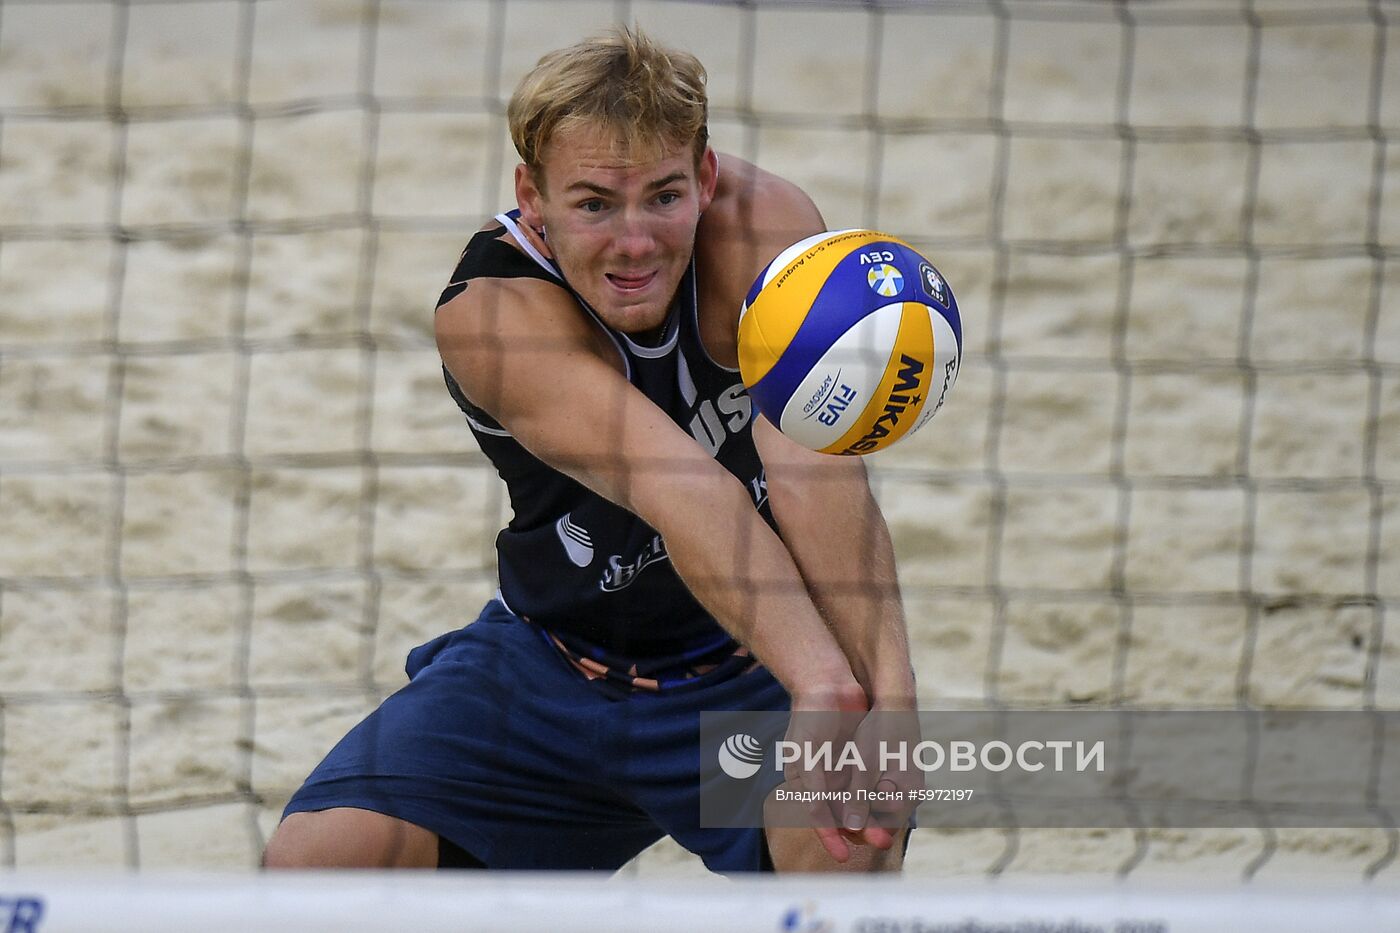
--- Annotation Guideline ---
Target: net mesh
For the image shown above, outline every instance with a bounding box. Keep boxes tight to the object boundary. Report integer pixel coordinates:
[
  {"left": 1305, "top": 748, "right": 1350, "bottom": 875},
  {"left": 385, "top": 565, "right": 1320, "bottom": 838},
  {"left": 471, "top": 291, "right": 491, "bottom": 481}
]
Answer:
[{"left": 0, "top": 0, "right": 1395, "bottom": 880}]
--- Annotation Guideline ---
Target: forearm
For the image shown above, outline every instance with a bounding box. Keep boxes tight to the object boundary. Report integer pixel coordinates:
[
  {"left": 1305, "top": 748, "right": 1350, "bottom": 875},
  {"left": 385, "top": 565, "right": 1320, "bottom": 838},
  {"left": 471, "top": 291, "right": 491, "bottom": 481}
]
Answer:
[
  {"left": 806, "top": 512, "right": 915, "bottom": 707},
  {"left": 636, "top": 470, "right": 860, "bottom": 702},
  {"left": 768, "top": 463, "right": 916, "bottom": 707}
]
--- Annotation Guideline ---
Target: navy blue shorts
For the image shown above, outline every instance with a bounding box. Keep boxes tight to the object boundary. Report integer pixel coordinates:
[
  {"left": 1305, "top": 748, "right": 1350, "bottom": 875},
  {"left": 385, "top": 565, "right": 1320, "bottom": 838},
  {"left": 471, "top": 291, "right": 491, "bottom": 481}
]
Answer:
[{"left": 282, "top": 599, "right": 790, "bottom": 872}]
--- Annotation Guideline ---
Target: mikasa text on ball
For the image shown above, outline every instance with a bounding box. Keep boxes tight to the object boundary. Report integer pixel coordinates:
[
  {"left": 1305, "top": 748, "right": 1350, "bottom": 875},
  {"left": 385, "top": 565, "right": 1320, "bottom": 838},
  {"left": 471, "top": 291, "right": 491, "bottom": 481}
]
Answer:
[{"left": 737, "top": 229, "right": 962, "bottom": 455}]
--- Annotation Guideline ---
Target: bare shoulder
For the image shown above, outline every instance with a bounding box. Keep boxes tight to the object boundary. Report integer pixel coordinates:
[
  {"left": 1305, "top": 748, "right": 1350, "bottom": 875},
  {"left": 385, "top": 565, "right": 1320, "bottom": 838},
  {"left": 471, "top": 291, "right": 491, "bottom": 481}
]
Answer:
[
  {"left": 701, "top": 154, "right": 824, "bottom": 253},
  {"left": 694, "top": 154, "right": 826, "bottom": 366},
  {"left": 434, "top": 241, "right": 727, "bottom": 516},
  {"left": 435, "top": 272, "right": 616, "bottom": 417}
]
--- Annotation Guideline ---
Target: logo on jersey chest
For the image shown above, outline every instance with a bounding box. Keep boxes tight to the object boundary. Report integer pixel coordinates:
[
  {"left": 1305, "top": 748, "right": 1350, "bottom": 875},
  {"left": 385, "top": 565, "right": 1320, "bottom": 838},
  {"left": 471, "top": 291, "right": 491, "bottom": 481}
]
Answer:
[
  {"left": 590, "top": 469, "right": 766, "bottom": 593},
  {"left": 600, "top": 534, "right": 670, "bottom": 592},
  {"left": 555, "top": 513, "right": 594, "bottom": 568},
  {"left": 688, "top": 382, "right": 752, "bottom": 457}
]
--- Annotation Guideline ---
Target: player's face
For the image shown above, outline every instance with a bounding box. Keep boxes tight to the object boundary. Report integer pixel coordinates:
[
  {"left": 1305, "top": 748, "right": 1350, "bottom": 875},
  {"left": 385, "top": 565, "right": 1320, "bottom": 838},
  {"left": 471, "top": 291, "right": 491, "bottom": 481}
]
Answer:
[{"left": 516, "top": 123, "right": 718, "bottom": 337}]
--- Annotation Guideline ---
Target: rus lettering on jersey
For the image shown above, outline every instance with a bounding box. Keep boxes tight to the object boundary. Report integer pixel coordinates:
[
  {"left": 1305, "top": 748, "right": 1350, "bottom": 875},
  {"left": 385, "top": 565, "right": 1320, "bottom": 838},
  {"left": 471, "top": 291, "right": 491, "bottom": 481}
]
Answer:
[
  {"left": 600, "top": 535, "right": 670, "bottom": 592},
  {"left": 688, "top": 382, "right": 753, "bottom": 456}
]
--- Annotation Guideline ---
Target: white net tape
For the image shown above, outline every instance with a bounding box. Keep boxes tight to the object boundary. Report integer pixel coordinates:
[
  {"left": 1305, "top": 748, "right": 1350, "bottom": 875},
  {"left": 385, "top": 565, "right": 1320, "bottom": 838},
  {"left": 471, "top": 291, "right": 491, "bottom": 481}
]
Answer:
[{"left": 2, "top": 874, "right": 1397, "bottom": 933}]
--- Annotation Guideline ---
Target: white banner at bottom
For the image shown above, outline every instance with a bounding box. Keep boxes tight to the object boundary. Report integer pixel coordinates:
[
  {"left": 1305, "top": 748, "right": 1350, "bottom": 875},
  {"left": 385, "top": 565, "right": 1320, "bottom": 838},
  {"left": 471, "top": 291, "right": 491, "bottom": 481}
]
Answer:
[{"left": 1, "top": 873, "right": 1396, "bottom": 933}]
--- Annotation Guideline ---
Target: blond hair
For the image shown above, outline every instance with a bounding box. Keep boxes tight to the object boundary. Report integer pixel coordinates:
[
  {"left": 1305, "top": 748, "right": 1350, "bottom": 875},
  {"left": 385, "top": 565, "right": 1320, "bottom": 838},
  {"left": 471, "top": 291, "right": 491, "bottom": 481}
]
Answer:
[{"left": 507, "top": 26, "right": 709, "bottom": 175}]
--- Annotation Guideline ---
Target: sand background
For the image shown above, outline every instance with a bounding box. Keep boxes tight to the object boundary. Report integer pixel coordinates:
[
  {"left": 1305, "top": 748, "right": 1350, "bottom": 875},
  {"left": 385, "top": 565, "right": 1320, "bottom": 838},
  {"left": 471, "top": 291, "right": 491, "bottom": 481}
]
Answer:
[{"left": 0, "top": 0, "right": 1396, "bottom": 883}]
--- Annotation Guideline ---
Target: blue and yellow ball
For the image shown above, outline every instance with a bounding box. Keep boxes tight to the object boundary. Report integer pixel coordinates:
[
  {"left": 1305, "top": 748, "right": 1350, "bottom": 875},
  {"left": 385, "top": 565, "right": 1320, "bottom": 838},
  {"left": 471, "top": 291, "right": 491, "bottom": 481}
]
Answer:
[{"left": 738, "top": 229, "right": 962, "bottom": 455}]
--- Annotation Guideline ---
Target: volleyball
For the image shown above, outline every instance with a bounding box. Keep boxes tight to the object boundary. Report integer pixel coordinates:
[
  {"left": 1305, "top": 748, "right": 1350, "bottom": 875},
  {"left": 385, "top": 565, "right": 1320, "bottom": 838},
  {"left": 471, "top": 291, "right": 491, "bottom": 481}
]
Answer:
[{"left": 737, "top": 229, "right": 962, "bottom": 455}]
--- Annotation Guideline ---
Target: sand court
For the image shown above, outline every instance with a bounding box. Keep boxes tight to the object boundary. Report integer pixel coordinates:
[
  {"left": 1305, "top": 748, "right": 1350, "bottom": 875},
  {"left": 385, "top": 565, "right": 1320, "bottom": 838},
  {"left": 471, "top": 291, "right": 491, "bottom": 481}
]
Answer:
[{"left": 0, "top": 0, "right": 1396, "bottom": 881}]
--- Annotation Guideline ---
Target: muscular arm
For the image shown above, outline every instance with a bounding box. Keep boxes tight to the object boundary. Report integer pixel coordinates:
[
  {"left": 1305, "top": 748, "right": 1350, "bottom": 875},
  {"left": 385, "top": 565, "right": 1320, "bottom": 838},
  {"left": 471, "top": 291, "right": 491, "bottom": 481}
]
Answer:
[
  {"left": 753, "top": 416, "right": 916, "bottom": 709},
  {"left": 701, "top": 156, "right": 916, "bottom": 710},
  {"left": 434, "top": 275, "right": 861, "bottom": 705}
]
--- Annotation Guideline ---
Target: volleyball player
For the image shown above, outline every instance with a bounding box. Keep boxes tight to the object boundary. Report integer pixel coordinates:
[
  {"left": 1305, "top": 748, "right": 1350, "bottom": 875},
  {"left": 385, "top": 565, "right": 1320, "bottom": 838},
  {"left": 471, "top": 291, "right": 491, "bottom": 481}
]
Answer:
[{"left": 263, "top": 26, "right": 916, "bottom": 874}]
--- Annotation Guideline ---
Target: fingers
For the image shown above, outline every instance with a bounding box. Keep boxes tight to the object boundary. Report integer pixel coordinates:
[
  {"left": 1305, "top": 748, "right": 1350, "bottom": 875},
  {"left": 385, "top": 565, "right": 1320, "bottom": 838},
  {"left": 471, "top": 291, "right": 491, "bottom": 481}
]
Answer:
[
  {"left": 841, "top": 800, "right": 870, "bottom": 836},
  {"left": 838, "top": 718, "right": 884, "bottom": 834},
  {"left": 778, "top": 702, "right": 915, "bottom": 865},
  {"left": 816, "top": 825, "right": 851, "bottom": 863},
  {"left": 856, "top": 823, "right": 895, "bottom": 850}
]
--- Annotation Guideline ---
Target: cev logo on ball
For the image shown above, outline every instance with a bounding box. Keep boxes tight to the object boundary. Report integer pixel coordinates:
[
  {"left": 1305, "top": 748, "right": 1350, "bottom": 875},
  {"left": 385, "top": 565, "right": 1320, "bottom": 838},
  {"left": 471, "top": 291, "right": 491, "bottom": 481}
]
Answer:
[{"left": 866, "top": 263, "right": 904, "bottom": 297}]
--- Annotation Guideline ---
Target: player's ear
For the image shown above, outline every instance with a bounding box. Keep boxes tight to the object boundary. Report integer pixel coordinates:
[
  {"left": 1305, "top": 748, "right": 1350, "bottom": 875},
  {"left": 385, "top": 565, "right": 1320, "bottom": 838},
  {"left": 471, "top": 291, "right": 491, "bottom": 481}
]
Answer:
[
  {"left": 696, "top": 146, "right": 719, "bottom": 214},
  {"left": 515, "top": 163, "right": 545, "bottom": 228}
]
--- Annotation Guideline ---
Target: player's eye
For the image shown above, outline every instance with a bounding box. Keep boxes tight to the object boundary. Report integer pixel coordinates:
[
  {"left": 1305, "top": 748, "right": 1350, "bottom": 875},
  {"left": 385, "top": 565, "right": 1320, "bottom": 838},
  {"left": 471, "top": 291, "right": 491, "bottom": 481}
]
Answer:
[
  {"left": 656, "top": 191, "right": 681, "bottom": 206},
  {"left": 580, "top": 199, "right": 605, "bottom": 213}
]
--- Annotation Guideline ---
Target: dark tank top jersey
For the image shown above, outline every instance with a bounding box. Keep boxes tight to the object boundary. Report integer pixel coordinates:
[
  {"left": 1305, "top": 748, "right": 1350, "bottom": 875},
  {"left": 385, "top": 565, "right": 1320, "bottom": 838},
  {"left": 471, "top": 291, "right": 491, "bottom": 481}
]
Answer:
[{"left": 435, "top": 210, "right": 775, "bottom": 665}]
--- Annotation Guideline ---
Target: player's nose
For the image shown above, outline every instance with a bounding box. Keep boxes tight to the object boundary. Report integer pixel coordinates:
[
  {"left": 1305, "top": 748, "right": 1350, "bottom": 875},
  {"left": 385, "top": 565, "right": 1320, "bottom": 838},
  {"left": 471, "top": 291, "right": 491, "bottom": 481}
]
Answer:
[{"left": 610, "top": 210, "right": 659, "bottom": 259}]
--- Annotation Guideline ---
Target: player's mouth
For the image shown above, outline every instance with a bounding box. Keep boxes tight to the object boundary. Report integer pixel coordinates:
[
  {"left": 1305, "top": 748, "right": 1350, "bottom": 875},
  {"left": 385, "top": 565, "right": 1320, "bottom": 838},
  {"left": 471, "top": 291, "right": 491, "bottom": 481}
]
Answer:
[{"left": 605, "top": 271, "right": 658, "bottom": 293}]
